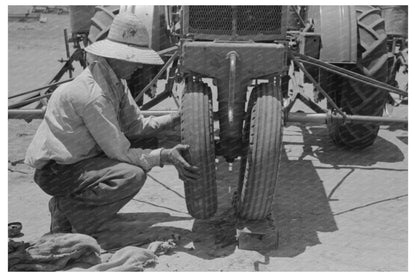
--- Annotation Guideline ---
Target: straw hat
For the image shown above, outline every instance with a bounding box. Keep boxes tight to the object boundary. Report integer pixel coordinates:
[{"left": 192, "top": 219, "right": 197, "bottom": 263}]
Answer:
[{"left": 85, "top": 12, "right": 164, "bottom": 65}]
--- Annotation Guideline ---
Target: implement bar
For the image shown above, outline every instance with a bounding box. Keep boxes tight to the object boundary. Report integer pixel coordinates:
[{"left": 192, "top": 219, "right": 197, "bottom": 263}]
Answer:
[
  {"left": 292, "top": 52, "right": 408, "bottom": 97},
  {"left": 8, "top": 78, "right": 74, "bottom": 100},
  {"left": 287, "top": 112, "right": 408, "bottom": 126},
  {"left": 8, "top": 109, "right": 177, "bottom": 120},
  {"left": 134, "top": 50, "right": 179, "bottom": 103}
]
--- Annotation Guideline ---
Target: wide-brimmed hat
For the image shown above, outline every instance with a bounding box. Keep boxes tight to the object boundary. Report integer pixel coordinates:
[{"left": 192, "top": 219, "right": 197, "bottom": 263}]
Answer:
[{"left": 85, "top": 12, "right": 164, "bottom": 65}]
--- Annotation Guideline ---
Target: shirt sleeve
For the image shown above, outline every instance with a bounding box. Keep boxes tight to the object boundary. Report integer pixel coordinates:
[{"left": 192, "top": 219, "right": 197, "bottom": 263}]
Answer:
[
  {"left": 119, "top": 84, "right": 175, "bottom": 139},
  {"left": 81, "top": 95, "right": 162, "bottom": 172}
]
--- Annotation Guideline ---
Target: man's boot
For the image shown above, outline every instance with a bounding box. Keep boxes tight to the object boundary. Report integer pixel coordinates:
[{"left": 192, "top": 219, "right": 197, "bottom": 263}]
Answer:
[{"left": 49, "top": 197, "right": 72, "bottom": 233}]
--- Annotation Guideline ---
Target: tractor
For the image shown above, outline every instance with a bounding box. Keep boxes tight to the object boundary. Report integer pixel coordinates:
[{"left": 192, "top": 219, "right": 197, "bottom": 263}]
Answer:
[{"left": 8, "top": 6, "right": 408, "bottom": 223}]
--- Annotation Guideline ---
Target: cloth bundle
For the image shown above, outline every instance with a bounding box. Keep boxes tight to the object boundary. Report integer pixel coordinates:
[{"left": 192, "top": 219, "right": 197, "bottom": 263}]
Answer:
[
  {"left": 8, "top": 232, "right": 176, "bottom": 271},
  {"left": 8, "top": 233, "right": 101, "bottom": 271}
]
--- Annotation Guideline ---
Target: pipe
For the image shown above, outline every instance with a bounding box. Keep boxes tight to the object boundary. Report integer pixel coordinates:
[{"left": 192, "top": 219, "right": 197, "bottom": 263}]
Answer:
[
  {"left": 227, "top": 51, "right": 238, "bottom": 123},
  {"left": 8, "top": 109, "right": 46, "bottom": 120},
  {"left": 287, "top": 112, "right": 408, "bottom": 126},
  {"left": 8, "top": 109, "right": 177, "bottom": 120},
  {"left": 292, "top": 58, "right": 346, "bottom": 118},
  {"left": 8, "top": 93, "right": 52, "bottom": 109},
  {"left": 297, "top": 93, "right": 327, "bottom": 113},
  {"left": 140, "top": 90, "right": 171, "bottom": 110},
  {"left": 8, "top": 78, "right": 74, "bottom": 100}
]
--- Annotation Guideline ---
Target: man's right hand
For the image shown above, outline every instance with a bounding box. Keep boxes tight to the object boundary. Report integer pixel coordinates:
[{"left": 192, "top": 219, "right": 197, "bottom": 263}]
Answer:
[{"left": 161, "top": 144, "right": 200, "bottom": 182}]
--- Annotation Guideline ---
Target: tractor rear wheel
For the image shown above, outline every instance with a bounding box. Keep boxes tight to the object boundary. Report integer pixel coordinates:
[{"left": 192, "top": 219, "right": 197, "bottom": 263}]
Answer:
[
  {"left": 88, "top": 6, "right": 119, "bottom": 44},
  {"left": 181, "top": 81, "right": 217, "bottom": 219},
  {"left": 327, "top": 6, "right": 389, "bottom": 149},
  {"left": 236, "top": 83, "right": 283, "bottom": 220}
]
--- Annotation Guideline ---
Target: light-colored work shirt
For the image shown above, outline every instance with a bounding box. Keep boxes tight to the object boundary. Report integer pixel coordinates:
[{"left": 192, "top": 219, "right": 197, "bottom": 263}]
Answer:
[{"left": 25, "top": 60, "right": 172, "bottom": 172}]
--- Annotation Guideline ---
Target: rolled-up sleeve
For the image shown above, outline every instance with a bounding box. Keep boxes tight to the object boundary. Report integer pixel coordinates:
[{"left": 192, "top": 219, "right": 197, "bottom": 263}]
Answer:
[{"left": 82, "top": 95, "right": 161, "bottom": 172}]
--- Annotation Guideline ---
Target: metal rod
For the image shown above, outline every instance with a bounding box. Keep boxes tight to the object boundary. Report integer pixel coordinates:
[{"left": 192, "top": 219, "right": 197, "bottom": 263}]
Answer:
[
  {"left": 290, "top": 6, "right": 306, "bottom": 27},
  {"left": 293, "top": 52, "right": 408, "bottom": 97},
  {"left": 140, "top": 90, "right": 172, "bottom": 110},
  {"left": 8, "top": 79, "right": 74, "bottom": 99},
  {"left": 8, "top": 109, "right": 46, "bottom": 119},
  {"left": 283, "top": 94, "right": 298, "bottom": 113},
  {"left": 8, "top": 93, "right": 52, "bottom": 109},
  {"left": 227, "top": 51, "right": 238, "bottom": 123},
  {"left": 8, "top": 109, "right": 177, "bottom": 120},
  {"left": 292, "top": 58, "right": 346, "bottom": 118},
  {"left": 297, "top": 93, "right": 327, "bottom": 113},
  {"left": 64, "top": 29, "right": 72, "bottom": 79},
  {"left": 134, "top": 51, "right": 179, "bottom": 103},
  {"left": 157, "top": 46, "right": 179, "bottom": 56},
  {"left": 287, "top": 112, "right": 408, "bottom": 126}
]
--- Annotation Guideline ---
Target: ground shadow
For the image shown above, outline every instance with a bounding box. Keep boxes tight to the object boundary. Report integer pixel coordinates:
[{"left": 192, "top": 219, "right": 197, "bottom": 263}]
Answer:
[
  {"left": 267, "top": 148, "right": 338, "bottom": 258},
  {"left": 96, "top": 123, "right": 406, "bottom": 260},
  {"left": 297, "top": 124, "right": 405, "bottom": 167},
  {"left": 90, "top": 212, "right": 193, "bottom": 251},
  {"left": 190, "top": 158, "right": 242, "bottom": 259}
]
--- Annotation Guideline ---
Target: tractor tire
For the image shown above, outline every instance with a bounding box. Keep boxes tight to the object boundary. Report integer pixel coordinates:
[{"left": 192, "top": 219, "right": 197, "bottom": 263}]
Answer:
[
  {"left": 236, "top": 83, "right": 283, "bottom": 220},
  {"left": 181, "top": 81, "right": 217, "bottom": 219},
  {"left": 327, "top": 6, "right": 389, "bottom": 149},
  {"left": 88, "top": 6, "right": 119, "bottom": 44}
]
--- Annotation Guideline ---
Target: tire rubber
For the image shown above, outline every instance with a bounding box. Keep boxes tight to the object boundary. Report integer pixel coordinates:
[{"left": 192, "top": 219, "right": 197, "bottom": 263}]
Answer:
[
  {"left": 181, "top": 81, "right": 217, "bottom": 219},
  {"left": 327, "top": 6, "right": 389, "bottom": 149},
  {"left": 236, "top": 83, "right": 283, "bottom": 220}
]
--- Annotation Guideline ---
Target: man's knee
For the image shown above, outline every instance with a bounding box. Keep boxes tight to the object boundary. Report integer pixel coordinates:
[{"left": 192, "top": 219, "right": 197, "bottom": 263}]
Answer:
[{"left": 118, "top": 163, "right": 147, "bottom": 195}]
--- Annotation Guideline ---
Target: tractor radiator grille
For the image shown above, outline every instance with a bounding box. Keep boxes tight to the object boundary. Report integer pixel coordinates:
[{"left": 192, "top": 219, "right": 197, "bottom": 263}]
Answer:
[{"left": 187, "top": 6, "right": 284, "bottom": 39}]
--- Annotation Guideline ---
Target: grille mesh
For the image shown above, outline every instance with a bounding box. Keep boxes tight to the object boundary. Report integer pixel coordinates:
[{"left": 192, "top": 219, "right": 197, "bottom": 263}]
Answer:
[
  {"left": 189, "top": 6, "right": 233, "bottom": 35},
  {"left": 237, "top": 6, "right": 282, "bottom": 35},
  {"left": 188, "top": 6, "right": 283, "bottom": 37}
]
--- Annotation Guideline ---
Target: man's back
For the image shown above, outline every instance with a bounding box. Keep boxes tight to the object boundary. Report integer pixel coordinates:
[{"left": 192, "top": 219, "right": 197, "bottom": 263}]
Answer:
[{"left": 24, "top": 68, "right": 106, "bottom": 169}]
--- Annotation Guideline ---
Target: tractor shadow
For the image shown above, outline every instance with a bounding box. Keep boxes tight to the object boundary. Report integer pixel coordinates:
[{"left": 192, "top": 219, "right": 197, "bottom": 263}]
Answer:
[
  {"left": 297, "top": 124, "right": 405, "bottom": 167},
  {"left": 267, "top": 145, "right": 338, "bottom": 258},
  {"left": 89, "top": 158, "right": 241, "bottom": 259},
  {"left": 189, "top": 158, "right": 243, "bottom": 259},
  {"left": 95, "top": 123, "right": 406, "bottom": 259},
  {"left": 86, "top": 212, "right": 195, "bottom": 251},
  {"left": 266, "top": 123, "right": 406, "bottom": 258}
]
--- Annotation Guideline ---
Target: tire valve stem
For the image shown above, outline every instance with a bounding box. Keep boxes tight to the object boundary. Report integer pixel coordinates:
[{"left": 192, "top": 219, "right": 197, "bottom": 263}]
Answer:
[{"left": 228, "top": 163, "right": 233, "bottom": 172}]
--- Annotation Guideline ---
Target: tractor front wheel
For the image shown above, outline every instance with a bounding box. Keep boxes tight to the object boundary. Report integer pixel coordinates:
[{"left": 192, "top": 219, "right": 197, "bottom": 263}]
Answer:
[
  {"left": 181, "top": 80, "right": 217, "bottom": 219},
  {"left": 236, "top": 83, "right": 283, "bottom": 220}
]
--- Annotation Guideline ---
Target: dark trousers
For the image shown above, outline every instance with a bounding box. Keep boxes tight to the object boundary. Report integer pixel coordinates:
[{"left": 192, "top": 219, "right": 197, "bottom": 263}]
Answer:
[{"left": 34, "top": 156, "right": 147, "bottom": 235}]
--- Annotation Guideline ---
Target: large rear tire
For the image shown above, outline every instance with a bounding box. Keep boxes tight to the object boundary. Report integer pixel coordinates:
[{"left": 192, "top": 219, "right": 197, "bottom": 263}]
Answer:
[
  {"left": 327, "top": 6, "right": 389, "bottom": 149},
  {"left": 181, "top": 81, "right": 217, "bottom": 219},
  {"left": 236, "top": 83, "right": 283, "bottom": 220}
]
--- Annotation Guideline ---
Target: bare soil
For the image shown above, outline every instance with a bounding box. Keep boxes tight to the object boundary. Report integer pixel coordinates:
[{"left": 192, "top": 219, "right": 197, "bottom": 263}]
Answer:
[{"left": 8, "top": 10, "right": 408, "bottom": 271}]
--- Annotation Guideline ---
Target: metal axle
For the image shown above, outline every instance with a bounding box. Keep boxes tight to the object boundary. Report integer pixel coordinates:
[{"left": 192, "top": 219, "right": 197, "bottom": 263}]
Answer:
[
  {"left": 8, "top": 109, "right": 176, "bottom": 120},
  {"left": 287, "top": 112, "right": 408, "bottom": 126}
]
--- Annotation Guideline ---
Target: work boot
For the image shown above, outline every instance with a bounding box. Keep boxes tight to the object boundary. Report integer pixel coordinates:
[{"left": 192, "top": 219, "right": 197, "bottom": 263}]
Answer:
[{"left": 48, "top": 197, "right": 72, "bottom": 233}]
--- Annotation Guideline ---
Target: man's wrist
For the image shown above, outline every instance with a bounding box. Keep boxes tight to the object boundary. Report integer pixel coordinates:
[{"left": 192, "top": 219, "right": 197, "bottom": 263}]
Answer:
[{"left": 160, "top": 148, "right": 169, "bottom": 166}]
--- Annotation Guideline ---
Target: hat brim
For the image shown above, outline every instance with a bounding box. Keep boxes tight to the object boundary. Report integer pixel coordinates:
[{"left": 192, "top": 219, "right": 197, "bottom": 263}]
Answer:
[{"left": 85, "top": 39, "right": 164, "bottom": 65}]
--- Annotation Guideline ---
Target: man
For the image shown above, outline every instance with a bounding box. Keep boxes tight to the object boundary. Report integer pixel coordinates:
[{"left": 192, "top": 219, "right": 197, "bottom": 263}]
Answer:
[{"left": 24, "top": 12, "right": 199, "bottom": 240}]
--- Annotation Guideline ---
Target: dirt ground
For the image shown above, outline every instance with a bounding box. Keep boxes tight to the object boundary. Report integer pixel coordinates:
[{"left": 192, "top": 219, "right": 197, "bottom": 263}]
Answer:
[{"left": 8, "top": 10, "right": 408, "bottom": 271}]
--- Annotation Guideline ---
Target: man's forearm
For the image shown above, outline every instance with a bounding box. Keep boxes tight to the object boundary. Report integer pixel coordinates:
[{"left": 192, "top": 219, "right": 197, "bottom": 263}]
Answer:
[{"left": 148, "top": 112, "right": 180, "bottom": 131}]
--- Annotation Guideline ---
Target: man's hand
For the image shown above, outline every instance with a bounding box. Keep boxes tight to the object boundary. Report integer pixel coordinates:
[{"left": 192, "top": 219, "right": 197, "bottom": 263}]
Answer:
[{"left": 161, "top": 144, "right": 200, "bottom": 182}]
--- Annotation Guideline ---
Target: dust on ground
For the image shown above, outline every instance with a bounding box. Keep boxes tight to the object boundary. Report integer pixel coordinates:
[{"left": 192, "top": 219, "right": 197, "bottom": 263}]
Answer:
[{"left": 8, "top": 11, "right": 408, "bottom": 271}]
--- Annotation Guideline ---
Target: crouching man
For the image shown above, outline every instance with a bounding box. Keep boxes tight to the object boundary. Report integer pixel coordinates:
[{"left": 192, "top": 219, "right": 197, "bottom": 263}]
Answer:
[{"left": 24, "top": 13, "right": 199, "bottom": 242}]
